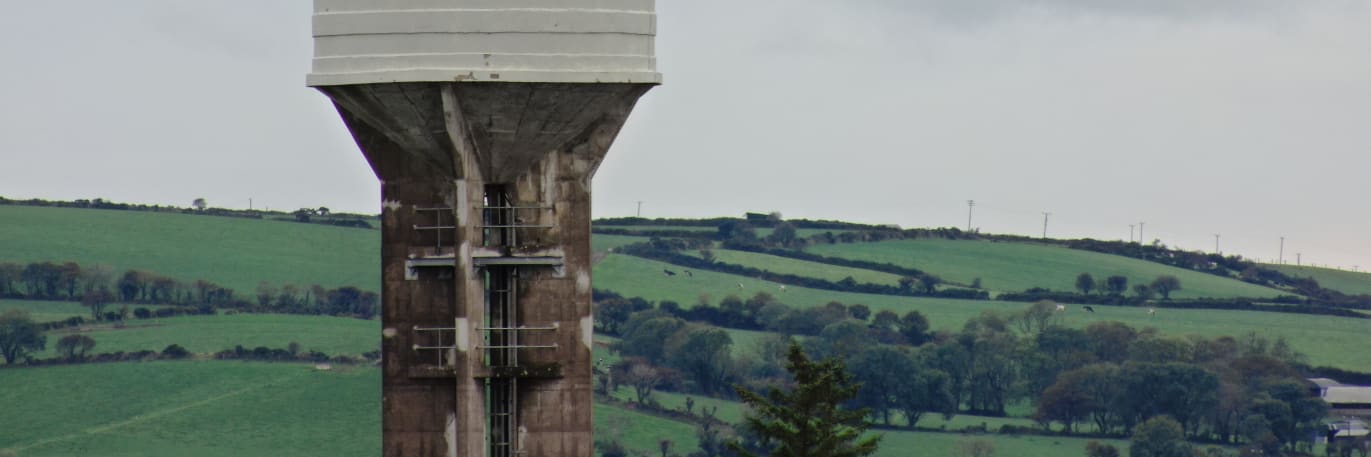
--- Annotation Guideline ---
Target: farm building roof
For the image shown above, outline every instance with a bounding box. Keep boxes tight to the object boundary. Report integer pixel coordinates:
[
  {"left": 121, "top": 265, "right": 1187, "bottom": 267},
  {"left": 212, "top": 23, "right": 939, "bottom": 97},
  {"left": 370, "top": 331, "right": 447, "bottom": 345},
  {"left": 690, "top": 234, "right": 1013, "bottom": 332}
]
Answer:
[
  {"left": 1309, "top": 378, "right": 1344, "bottom": 389},
  {"left": 1324, "top": 386, "right": 1371, "bottom": 405}
]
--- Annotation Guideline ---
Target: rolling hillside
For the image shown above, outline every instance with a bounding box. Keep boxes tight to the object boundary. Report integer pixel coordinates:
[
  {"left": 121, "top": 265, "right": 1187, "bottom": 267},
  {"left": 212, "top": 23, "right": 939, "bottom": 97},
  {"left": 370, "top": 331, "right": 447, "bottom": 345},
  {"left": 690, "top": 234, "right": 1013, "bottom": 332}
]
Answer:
[
  {"left": 33, "top": 313, "right": 378, "bottom": 358},
  {"left": 0, "top": 300, "right": 90, "bottom": 323},
  {"left": 0, "top": 205, "right": 380, "bottom": 294},
  {"left": 808, "top": 239, "right": 1288, "bottom": 298},
  {"left": 0, "top": 361, "right": 1135, "bottom": 457},
  {"left": 593, "top": 254, "right": 1371, "bottom": 369},
  {"left": 5, "top": 205, "right": 1370, "bottom": 456},
  {"left": 0, "top": 361, "right": 380, "bottom": 457},
  {"left": 685, "top": 248, "right": 907, "bottom": 287},
  {"left": 1267, "top": 264, "right": 1371, "bottom": 296}
]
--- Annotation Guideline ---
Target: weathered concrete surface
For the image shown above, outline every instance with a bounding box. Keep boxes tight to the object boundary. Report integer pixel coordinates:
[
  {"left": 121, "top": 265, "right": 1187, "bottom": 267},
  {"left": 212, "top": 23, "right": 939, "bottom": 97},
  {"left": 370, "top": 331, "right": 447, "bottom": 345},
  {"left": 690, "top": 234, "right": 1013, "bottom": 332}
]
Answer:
[{"left": 320, "top": 81, "right": 651, "bottom": 457}]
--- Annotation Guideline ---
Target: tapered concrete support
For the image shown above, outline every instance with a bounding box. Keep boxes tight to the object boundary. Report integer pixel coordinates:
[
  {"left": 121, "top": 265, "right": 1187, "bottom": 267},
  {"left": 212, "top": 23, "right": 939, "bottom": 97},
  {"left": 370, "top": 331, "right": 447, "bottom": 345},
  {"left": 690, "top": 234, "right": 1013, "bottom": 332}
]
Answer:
[{"left": 321, "top": 82, "right": 651, "bottom": 457}]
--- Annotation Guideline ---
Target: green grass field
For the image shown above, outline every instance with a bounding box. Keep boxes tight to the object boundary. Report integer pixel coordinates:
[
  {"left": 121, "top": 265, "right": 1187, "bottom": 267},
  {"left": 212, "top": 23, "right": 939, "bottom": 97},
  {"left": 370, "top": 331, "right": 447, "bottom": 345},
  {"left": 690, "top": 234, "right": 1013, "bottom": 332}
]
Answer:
[
  {"left": 594, "top": 252, "right": 1103, "bottom": 325},
  {"left": 595, "top": 401, "right": 701, "bottom": 454},
  {"left": 1267, "top": 264, "right": 1371, "bottom": 296},
  {"left": 0, "top": 205, "right": 380, "bottom": 294},
  {"left": 591, "top": 234, "right": 650, "bottom": 253},
  {"left": 0, "top": 361, "right": 380, "bottom": 457},
  {"left": 603, "top": 386, "right": 1043, "bottom": 433},
  {"left": 4, "top": 206, "right": 1370, "bottom": 456},
  {"left": 600, "top": 226, "right": 852, "bottom": 238},
  {"left": 0, "top": 360, "right": 702, "bottom": 457},
  {"left": 0, "top": 299, "right": 91, "bottom": 323},
  {"left": 38, "top": 313, "right": 378, "bottom": 358},
  {"left": 0, "top": 359, "right": 1238, "bottom": 457},
  {"left": 601, "top": 225, "right": 716, "bottom": 232},
  {"left": 601, "top": 386, "right": 1137, "bottom": 457},
  {"left": 690, "top": 249, "right": 906, "bottom": 286},
  {"left": 594, "top": 254, "right": 1371, "bottom": 369},
  {"left": 874, "top": 430, "right": 1133, "bottom": 457},
  {"left": 809, "top": 239, "right": 1288, "bottom": 299}
]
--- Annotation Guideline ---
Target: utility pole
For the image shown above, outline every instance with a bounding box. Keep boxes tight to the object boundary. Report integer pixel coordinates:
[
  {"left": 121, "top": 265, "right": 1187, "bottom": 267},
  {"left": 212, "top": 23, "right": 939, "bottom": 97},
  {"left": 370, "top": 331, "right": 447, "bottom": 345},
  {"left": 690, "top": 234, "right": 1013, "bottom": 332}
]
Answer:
[
  {"left": 1129, "top": 224, "right": 1134, "bottom": 242},
  {"left": 1041, "top": 212, "right": 1051, "bottom": 239},
  {"left": 966, "top": 200, "right": 975, "bottom": 232},
  {"left": 1138, "top": 222, "right": 1145, "bottom": 244},
  {"left": 1279, "top": 236, "right": 1285, "bottom": 264},
  {"left": 1214, "top": 234, "right": 1220, "bottom": 254},
  {"left": 1296, "top": 252, "right": 1301, "bottom": 266},
  {"left": 636, "top": 201, "right": 643, "bottom": 217}
]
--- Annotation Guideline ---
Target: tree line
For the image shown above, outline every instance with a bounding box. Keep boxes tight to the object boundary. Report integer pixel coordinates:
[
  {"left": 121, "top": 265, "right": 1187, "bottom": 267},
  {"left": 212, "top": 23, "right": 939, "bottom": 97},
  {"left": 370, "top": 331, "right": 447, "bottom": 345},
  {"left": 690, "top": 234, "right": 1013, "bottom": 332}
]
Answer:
[
  {"left": 593, "top": 292, "right": 1332, "bottom": 456},
  {"left": 614, "top": 239, "right": 987, "bottom": 300},
  {"left": 0, "top": 196, "right": 376, "bottom": 229},
  {"left": 2, "top": 307, "right": 379, "bottom": 367},
  {"left": 997, "top": 272, "right": 1367, "bottom": 320},
  {"left": 595, "top": 289, "right": 931, "bottom": 345},
  {"left": 0, "top": 261, "right": 379, "bottom": 321}
]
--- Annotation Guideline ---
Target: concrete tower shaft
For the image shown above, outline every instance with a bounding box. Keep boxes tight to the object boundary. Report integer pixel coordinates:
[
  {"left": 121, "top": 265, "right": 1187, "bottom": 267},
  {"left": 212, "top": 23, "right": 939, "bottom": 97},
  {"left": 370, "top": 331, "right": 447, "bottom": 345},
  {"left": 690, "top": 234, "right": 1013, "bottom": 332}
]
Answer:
[{"left": 308, "top": 2, "right": 658, "bottom": 456}]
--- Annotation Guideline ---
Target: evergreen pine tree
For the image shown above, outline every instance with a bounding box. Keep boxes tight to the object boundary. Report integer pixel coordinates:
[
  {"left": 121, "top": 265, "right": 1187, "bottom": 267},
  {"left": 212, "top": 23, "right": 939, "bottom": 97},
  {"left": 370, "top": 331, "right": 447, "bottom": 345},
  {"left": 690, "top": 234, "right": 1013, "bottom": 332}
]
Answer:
[{"left": 730, "top": 342, "right": 881, "bottom": 457}]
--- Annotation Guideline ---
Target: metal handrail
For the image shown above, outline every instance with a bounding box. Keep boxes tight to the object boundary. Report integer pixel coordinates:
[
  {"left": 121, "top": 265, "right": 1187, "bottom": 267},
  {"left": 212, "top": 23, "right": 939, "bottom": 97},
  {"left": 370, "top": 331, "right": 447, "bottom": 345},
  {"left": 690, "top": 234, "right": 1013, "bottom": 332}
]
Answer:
[
  {"left": 478, "top": 325, "right": 557, "bottom": 331},
  {"left": 412, "top": 325, "right": 458, "bottom": 366},
  {"left": 479, "top": 344, "right": 559, "bottom": 349},
  {"left": 481, "top": 205, "right": 553, "bottom": 210},
  {"left": 413, "top": 207, "right": 456, "bottom": 250}
]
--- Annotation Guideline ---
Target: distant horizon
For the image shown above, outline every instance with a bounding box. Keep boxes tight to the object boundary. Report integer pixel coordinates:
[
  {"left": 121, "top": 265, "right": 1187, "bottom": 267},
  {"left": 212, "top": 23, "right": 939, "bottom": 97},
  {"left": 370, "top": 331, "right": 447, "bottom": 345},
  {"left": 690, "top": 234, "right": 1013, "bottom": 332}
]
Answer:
[
  {"left": 3, "top": 2, "right": 1367, "bottom": 278},
  {"left": 3, "top": 193, "right": 1363, "bottom": 273}
]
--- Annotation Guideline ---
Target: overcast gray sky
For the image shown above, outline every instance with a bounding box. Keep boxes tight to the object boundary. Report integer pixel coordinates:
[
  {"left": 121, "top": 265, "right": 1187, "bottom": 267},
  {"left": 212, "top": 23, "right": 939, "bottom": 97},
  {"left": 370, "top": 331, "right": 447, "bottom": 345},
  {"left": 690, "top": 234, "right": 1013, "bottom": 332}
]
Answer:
[{"left": 1, "top": 1, "right": 1368, "bottom": 269}]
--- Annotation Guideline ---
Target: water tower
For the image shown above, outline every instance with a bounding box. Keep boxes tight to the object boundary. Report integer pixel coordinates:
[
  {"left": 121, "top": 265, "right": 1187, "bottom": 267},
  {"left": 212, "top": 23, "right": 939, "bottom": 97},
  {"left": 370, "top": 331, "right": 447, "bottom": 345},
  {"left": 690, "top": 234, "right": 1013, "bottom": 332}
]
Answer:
[{"left": 307, "top": 2, "right": 659, "bottom": 456}]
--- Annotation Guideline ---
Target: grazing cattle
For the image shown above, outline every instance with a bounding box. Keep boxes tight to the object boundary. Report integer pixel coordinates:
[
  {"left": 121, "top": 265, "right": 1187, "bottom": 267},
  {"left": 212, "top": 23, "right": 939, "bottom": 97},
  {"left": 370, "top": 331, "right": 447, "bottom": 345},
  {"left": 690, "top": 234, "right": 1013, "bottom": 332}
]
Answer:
[
  {"left": 779, "top": 285, "right": 787, "bottom": 292},
  {"left": 684, "top": 270, "right": 693, "bottom": 277},
  {"left": 1083, "top": 306, "right": 1095, "bottom": 313},
  {"left": 1148, "top": 308, "right": 1157, "bottom": 317},
  {"left": 1055, "top": 304, "right": 1066, "bottom": 312},
  {"left": 663, "top": 269, "right": 677, "bottom": 277},
  {"left": 737, "top": 283, "right": 744, "bottom": 289}
]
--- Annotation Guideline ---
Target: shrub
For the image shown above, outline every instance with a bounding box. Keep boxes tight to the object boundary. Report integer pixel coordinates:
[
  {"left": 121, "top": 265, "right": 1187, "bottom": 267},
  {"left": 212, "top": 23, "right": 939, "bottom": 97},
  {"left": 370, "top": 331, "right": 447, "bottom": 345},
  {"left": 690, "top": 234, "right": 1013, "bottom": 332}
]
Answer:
[
  {"left": 1085, "top": 441, "right": 1120, "bottom": 457},
  {"left": 595, "top": 439, "right": 628, "bottom": 457},
  {"left": 161, "top": 344, "right": 190, "bottom": 359}
]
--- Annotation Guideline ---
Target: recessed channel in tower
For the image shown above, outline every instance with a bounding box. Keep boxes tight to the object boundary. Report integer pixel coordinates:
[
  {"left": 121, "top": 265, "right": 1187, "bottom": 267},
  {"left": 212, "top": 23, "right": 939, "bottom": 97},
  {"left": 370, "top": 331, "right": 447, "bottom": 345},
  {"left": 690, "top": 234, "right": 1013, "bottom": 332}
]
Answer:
[{"left": 306, "top": 2, "right": 660, "bottom": 456}]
